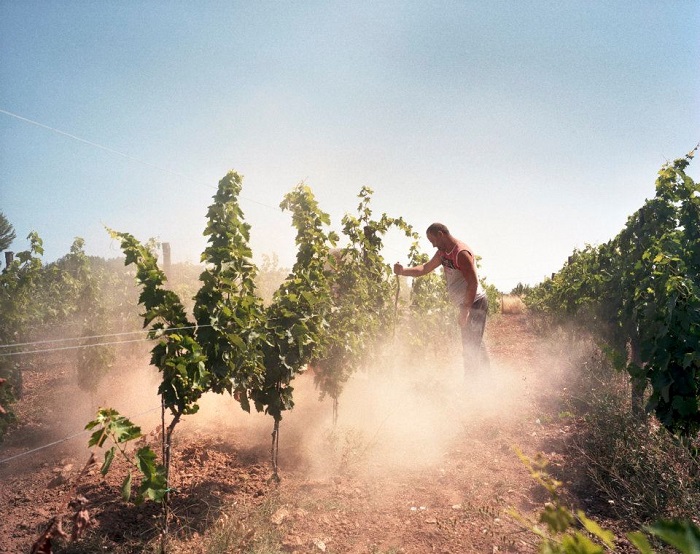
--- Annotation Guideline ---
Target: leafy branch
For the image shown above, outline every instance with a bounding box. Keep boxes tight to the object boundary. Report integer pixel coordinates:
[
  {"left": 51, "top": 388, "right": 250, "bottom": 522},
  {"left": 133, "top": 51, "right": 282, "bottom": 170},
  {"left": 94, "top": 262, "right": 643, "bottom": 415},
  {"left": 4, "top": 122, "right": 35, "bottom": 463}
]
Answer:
[
  {"left": 510, "top": 448, "right": 700, "bottom": 553},
  {"left": 85, "top": 408, "right": 167, "bottom": 504},
  {"left": 311, "top": 186, "right": 417, "bottom": 421},
  {"left": 251, "top": 183, "right": 336, "bottom": 479},
  {"left": 526, "top": 148, "right": 700, "bottom": 437}
]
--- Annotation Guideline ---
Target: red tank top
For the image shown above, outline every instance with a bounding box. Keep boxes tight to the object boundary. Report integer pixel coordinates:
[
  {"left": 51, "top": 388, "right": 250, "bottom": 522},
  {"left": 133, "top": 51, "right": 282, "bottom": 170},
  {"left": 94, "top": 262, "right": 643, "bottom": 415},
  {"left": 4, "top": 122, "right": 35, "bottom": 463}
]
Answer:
[
  {"left": 440, "top": 241, "right": 485, "bottom": 305},
  {"left": 440, "top": 241, "right": 471, "bottom": 271}
]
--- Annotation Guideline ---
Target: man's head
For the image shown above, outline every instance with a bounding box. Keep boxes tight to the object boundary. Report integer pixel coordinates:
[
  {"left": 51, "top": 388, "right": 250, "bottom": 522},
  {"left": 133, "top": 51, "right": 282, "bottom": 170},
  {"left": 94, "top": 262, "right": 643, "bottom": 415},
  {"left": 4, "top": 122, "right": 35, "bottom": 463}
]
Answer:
[{"left": 426, "top": 222, "right": 451, "bottom": 250}]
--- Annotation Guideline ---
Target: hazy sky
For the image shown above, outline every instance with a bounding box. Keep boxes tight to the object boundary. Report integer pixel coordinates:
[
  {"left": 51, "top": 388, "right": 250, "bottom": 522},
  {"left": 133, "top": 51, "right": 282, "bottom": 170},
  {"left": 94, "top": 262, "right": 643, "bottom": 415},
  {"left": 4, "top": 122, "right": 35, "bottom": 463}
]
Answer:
[{"left": 1, "top": 1, "right": 698, "bottom": 291}]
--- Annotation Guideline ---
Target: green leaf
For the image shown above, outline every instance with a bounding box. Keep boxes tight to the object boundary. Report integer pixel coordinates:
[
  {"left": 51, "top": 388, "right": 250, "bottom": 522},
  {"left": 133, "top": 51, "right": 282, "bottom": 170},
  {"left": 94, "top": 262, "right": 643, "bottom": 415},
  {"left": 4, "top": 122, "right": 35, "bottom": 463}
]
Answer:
[
  {"left": 626, "top": 531, "right": 654, "bottom": 554},
  {"left": 646, "top": 520, "right": 700, "bottom": 554},
  {"left": 86, "top": 408, "right": 142, "bottom": 447},
  {"left": 121, "top": 472, "right": 132, "bottom": 502},
  {"left": 87, "top": 427, "right": 108, "bottom": 448},
  {"left": 101, "top": 446, "right": 116, "bottom": 476},
  {"left": 134, "top": 446, "right": 168, "bottom": 504},
  {"left": 577, "top": 511, "right": 615, "bottom": 550},
  {"left": 109, "top": 416, "right": 143, "bottom": 443},
  {"left": 540, "top": 504, "right": 574, "bottom": 533},
  {"left": 135, "top": 446, "right": 159, "bottom": 476},
  {"left": 672, "top": 396, "right": 699, "bottom": 417},
  {"left": 560, "top": 532, "right": 605, "bottom": 553},
  {"left": 661, "top": 383, "right": 672, "bottom": 403}
]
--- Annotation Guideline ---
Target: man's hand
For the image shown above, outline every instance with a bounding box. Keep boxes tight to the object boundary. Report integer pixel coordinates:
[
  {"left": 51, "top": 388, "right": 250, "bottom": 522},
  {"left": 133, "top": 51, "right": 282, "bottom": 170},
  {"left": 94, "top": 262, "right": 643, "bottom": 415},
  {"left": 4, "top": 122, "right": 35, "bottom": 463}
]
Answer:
[
  {"left": 393, "top": 262, "right": 404, "bottom": 276},
  {"left": 458, "top": 304, "right": 470, "bottom": 327}
]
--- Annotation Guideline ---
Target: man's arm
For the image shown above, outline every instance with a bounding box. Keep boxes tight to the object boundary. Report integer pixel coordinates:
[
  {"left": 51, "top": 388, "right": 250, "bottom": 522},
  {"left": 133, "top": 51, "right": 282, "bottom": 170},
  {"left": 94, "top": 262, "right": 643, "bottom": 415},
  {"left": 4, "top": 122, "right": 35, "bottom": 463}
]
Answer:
[
  {"left": 457, "top": 249, "right": 478, "bottom": 326},
  {"left": 393, "top": 251, "right": 442, "bottom": 277}
]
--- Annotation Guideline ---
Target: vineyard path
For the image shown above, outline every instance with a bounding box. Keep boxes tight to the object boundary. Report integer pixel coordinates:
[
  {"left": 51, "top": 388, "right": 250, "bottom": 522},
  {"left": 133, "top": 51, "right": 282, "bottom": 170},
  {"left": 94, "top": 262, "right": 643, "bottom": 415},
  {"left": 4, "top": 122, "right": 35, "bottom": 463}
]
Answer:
[{"left": 0, "top": 314, "right": 591, "bottom": 553}]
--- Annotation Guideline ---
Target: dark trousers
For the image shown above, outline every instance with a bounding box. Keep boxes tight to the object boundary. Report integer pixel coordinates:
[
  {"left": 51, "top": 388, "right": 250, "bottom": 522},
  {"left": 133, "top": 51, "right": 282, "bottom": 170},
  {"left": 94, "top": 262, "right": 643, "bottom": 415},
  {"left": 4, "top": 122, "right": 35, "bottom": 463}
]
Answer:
[{"left": 461, "top": 295, "right": 489, "bottom": 373}]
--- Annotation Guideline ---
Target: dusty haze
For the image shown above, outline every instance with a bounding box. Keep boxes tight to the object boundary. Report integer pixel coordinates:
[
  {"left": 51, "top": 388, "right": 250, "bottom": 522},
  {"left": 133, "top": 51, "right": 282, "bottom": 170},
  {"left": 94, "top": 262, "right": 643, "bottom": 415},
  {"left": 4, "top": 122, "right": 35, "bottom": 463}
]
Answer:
[{"left": 2, "top": 320, "right": 573, "bottom": 493}]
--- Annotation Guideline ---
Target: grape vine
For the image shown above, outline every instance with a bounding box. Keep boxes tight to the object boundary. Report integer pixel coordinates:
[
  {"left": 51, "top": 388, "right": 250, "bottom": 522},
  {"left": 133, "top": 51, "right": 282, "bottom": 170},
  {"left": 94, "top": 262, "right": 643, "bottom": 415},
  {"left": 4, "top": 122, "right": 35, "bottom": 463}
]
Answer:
[
  {"left": 310, "top": 186, "right": 416, "bottom": 422},
  {"left": 527, "top": 148, "right": 700, "bottom": 437}
]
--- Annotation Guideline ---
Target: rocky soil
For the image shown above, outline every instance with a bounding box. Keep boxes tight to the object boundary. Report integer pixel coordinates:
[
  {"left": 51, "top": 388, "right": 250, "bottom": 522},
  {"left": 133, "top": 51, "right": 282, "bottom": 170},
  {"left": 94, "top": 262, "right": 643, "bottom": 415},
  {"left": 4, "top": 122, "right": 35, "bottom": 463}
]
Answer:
[{"left": 0, "top": 314, "right": 600, "bottom": 553}]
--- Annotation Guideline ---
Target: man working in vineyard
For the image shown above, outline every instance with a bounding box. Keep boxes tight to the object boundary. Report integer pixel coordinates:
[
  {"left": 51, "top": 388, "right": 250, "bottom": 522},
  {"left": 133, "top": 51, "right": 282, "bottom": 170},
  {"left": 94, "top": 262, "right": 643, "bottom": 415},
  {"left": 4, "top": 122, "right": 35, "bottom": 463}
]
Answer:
[{"left": 393, "top": 223, "right": 489, "bottom": 374}]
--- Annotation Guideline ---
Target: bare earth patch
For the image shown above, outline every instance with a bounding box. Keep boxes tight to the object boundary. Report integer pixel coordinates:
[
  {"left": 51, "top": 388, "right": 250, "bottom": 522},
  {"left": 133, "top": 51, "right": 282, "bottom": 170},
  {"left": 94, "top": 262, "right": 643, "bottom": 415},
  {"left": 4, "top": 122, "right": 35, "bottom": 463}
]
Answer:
[{"left": 0, "top": 314, "right": 595, "bottom": 553}]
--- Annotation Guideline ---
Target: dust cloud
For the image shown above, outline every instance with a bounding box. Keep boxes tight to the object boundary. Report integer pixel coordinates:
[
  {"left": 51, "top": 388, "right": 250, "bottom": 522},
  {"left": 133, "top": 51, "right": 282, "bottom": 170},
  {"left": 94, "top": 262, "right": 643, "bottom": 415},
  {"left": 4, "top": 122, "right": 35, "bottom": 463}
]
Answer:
[
  {"left": 168, "top": 333, "right": 561, "bottom": 483},
  {"left": 291, "top": 357, "right": 535, "bottom": 479},
  {"left": 3, "top": 322, "right": 577, "bottom": 486},
  {"left": 0, "top": 346, "right": 161, "bottom": 473}
]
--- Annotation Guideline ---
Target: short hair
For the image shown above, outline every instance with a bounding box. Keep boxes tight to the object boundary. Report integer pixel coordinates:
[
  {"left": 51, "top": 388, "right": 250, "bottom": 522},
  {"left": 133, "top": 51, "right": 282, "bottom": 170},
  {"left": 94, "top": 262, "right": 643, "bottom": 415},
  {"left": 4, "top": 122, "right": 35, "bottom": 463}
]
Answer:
[{"left": 426, "top": 222, "right": 450, "bottom": 236}]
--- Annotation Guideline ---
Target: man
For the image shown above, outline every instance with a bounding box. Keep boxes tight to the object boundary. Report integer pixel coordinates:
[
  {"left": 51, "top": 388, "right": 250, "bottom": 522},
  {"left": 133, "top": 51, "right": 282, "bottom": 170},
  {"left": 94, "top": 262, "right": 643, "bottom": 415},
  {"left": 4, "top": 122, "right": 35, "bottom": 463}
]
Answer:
[{"left": 393, "top": 222, "right": 489, "bottom": 374}]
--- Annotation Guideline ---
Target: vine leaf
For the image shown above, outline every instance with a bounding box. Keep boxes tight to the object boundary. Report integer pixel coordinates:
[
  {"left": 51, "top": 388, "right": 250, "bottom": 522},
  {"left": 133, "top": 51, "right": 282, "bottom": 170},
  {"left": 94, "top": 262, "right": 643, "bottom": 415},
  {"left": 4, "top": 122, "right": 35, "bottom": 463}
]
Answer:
[
  {"left": 121, "top": 472, "right": 132, "bottom": 503},
  {"left": 101, "top": 447, "right": 116, "bottom": 476}
]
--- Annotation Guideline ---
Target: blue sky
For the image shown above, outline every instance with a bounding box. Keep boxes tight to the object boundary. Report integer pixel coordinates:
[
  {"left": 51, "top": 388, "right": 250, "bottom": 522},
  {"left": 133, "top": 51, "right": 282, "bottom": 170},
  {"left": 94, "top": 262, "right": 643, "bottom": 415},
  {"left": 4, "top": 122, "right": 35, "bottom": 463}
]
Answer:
[{"left": 1, "top": 1, "right": 698, "bottom": 291}]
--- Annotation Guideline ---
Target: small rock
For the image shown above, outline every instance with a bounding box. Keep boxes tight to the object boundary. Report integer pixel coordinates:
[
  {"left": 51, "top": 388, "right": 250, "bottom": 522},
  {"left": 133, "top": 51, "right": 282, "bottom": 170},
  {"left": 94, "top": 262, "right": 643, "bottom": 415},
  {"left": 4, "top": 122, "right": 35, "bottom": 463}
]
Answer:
[
  {"left": 271, "top": 507, "right": 290, "bottom": 525},
  {"left": 425, "top": 518, "right": 437, "bottom": 524},
  {"left": 34, "top": 507, "right": 51, "bottom": 518},
  {"left": 47, "top": 474, "right": 68, "bottom": 488},
  {"left": 283, "top": 534, "right": 304, "bottom": 548},
  {"left": 313, "top": 538, "right": 326, "bottom": 552}
]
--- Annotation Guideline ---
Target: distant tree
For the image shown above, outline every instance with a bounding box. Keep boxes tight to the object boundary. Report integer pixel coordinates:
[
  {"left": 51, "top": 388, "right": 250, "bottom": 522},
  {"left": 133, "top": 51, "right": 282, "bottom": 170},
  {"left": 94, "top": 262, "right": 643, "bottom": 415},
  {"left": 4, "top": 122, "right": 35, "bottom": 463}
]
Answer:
[
  {"left": 0, "top": 212, "right": 16, "bottom": 251},
  {"left": 511, "top": 282, "right": 532, "bottom": 296},
  {"left": 255, "top": 253, "right": 289, "bottom": 305}
]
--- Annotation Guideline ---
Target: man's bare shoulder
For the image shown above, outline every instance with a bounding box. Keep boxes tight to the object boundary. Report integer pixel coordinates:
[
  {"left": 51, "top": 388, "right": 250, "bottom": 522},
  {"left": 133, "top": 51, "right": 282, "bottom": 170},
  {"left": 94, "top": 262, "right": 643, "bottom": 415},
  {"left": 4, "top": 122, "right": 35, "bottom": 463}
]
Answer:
[{"left": 456, "top": 241, "right": 475, "bottom": 259}]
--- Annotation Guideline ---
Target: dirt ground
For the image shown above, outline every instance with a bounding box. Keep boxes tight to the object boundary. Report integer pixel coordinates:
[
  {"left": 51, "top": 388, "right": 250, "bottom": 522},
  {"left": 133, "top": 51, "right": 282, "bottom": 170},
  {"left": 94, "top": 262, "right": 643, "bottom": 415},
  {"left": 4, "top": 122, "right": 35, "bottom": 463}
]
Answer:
[{"left": 0, "top": 314, "right": 601, "bottom": 553}]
